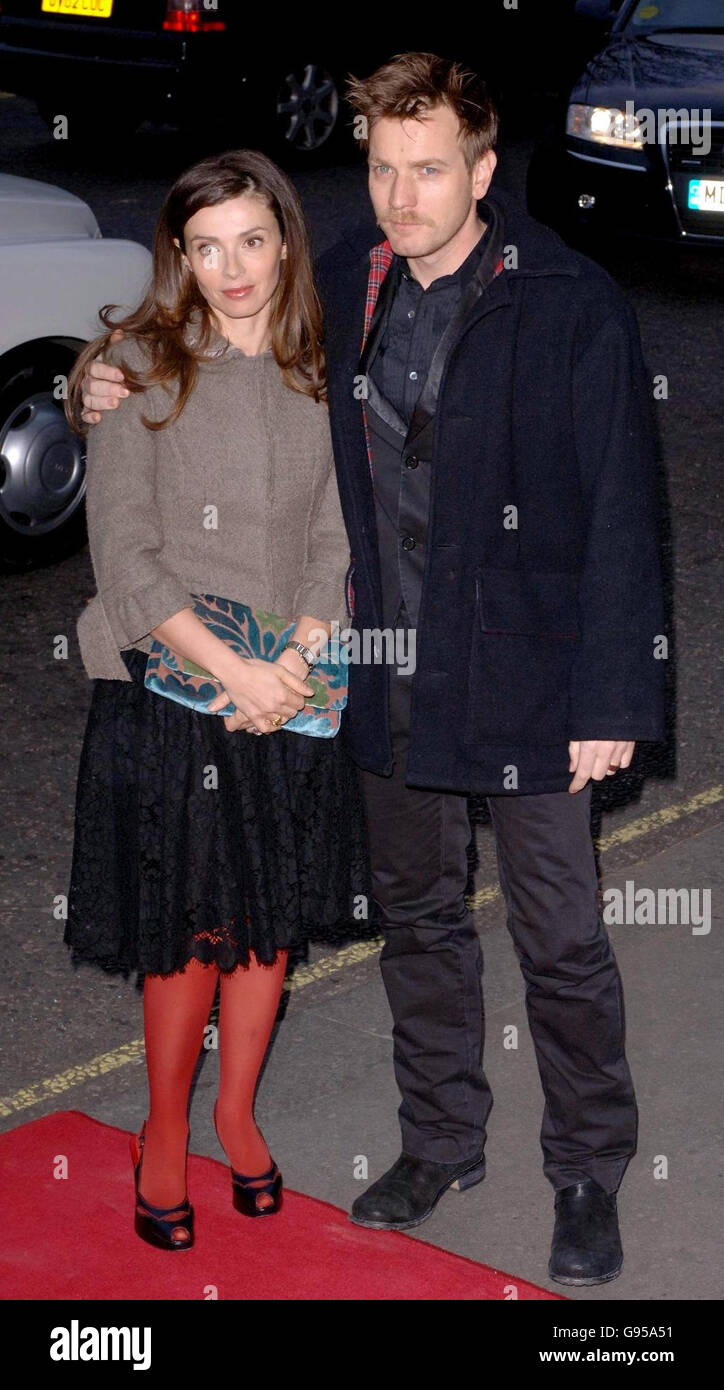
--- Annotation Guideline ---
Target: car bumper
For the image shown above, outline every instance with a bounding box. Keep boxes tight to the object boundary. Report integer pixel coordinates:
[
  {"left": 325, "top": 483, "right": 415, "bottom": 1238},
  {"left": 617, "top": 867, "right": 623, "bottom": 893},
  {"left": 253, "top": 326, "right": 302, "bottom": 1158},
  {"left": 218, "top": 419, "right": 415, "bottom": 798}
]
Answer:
[
  {"left": 0, "top": 35, "right": 244, "bottom": 121},
  {"left": 559, "top": 143, "right": 724, "bottom": 246},
  {"left": 0, "top": 42, "right": 180, "bottom": 108}
]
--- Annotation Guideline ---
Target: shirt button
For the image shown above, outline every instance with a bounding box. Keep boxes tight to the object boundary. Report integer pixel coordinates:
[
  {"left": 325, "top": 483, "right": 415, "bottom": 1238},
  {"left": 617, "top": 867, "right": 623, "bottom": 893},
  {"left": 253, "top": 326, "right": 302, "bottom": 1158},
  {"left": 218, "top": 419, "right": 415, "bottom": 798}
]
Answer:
[
  {"left": 409, "top": 370, "right": 418, "bottom": 381},
  {"left": 401, "top": 535, "right": 416, "bottom": 551},
  {"left": 407, "top": 309, "right": 415, "bottom": 319},
  {"left": 406, "top": 455, "right": 419, "bottom": 469}
]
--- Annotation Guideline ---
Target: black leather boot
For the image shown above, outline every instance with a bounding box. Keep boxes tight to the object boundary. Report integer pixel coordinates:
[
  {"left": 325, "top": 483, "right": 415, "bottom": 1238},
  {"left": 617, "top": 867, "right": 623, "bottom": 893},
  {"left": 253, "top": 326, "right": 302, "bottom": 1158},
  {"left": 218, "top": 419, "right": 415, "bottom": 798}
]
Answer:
[
  {"left": 548, "top": 1177, "right": 623, "bottom": 1285},
  {"left": 349, "top": 1150, "right": 486, "bottom": 1231}
]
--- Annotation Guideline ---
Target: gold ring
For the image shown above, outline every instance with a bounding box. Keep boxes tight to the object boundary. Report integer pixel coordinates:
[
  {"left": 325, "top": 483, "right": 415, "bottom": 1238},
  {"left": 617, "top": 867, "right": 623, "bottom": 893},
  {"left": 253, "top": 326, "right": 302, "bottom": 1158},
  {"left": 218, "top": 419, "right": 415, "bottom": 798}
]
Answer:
[{"left": 271, "top": 714, "right": 283, "bottom": 727}]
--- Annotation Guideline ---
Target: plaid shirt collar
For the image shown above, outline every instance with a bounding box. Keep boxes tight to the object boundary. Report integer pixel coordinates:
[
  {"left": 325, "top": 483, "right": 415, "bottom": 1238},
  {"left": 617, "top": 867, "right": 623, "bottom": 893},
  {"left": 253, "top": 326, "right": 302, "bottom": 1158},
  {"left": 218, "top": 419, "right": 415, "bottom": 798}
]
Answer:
[
  {"left": 361, "top": 233, "right": 504, "bottom": 352},
  {"left": 358, "top": 228, "right": 505, "bottom": 490},
  {"left": 361, "top": 239, "right": 394, "bottom": 351},
  {"left": 350, "top": 231, "right": 503, "bottom": 615}
]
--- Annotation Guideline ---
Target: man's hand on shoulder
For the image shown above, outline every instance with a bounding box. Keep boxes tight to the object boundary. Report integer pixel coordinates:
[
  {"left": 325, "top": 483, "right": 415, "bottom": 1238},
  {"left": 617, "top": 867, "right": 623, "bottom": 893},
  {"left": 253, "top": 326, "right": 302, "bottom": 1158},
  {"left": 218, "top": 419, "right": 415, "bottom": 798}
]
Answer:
[{"left": 82, "top": 327, "right": 131, "bottom": 425}]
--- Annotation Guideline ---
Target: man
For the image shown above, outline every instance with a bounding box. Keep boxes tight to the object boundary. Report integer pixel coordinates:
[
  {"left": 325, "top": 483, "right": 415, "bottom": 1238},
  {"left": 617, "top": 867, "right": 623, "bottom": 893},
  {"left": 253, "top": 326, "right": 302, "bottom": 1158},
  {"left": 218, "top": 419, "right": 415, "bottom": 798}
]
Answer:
[{"left": 80, "top": 53, "right": 666, "bottom": 1286}]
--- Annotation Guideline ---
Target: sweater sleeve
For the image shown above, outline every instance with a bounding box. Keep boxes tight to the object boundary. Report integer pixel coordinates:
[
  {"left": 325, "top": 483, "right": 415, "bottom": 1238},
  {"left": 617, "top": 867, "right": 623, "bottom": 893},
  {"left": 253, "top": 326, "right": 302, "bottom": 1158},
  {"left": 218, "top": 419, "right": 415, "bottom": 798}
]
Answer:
[
  {"left": 83, "top": 340, "right": 194, "bottom": 654},
  {"left": 292, "top": 431, "right": 351, "bottom": 630}
]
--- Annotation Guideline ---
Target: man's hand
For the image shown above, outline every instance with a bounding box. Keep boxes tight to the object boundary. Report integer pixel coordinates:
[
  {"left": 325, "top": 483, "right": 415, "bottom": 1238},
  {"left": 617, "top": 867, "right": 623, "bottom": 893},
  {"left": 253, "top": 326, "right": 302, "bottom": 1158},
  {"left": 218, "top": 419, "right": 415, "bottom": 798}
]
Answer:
[
  {"left": 568, "top": 740, "right": 635, "bottom": 793},
  {"left": 81, "top": 328, "right": 130, "bottom": 424}
]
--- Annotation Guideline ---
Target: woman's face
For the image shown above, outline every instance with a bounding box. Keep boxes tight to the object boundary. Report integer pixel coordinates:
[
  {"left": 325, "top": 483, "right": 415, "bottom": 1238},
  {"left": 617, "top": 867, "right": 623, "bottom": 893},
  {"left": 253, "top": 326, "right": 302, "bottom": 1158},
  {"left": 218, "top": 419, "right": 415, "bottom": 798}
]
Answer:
[{"left": 179, "top": 192, "right": 286, "bottom": 333}]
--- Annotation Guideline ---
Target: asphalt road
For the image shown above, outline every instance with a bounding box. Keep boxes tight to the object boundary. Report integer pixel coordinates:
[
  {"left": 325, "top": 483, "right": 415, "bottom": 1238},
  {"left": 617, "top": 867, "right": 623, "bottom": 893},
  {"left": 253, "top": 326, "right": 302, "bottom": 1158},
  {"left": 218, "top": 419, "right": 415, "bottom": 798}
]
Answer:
[{"left": 1, "top": 95, "right": 723, "bottom": 1302}]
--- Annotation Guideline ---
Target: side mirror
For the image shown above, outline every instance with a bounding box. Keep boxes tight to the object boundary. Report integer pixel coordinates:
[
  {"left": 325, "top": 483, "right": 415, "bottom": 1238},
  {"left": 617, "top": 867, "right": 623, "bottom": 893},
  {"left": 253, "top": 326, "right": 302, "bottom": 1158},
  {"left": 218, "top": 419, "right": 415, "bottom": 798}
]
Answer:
[{"left": 573, "top": 0, "right": 616, "bottom": 21}]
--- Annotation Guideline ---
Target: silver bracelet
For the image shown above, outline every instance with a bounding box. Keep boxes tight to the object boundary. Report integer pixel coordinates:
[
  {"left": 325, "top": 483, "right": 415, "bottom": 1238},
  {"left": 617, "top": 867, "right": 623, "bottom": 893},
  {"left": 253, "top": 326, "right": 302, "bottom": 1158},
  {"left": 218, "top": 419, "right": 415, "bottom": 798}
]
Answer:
[{"left": 282, "top": 640, "right": 317, "bottom": 671}]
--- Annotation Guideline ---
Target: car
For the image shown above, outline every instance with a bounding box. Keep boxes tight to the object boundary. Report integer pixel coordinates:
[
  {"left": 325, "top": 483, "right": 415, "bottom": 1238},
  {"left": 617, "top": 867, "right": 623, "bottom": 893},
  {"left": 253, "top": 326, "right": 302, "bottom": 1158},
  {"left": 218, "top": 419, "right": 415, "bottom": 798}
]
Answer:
[
  {"left": 0, "top": 3, "right": 608, "bottom": 164},
  {"left": 527, "top": 0, "right": 724, "bottom": 246},
  {"left": 0, "top": 173, "right": 151, "bottom": 568},
  {"left": 0, "top": 1, "right": 383, "bottom": 161}
]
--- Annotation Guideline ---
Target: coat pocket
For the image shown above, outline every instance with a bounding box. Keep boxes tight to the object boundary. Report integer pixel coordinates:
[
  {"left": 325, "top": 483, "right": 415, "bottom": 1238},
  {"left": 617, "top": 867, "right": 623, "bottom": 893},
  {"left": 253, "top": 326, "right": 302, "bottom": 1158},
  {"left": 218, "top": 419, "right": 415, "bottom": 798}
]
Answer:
[{"left": 464, "top": 568, "right": 580, "bottom": 746}]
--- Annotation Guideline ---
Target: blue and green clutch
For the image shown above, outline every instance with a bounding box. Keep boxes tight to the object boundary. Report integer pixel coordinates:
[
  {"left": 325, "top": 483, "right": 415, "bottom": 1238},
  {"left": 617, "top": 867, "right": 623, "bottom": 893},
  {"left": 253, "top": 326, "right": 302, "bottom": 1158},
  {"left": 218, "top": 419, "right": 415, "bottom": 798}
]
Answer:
[{"left": 144, "top": 594, "right": 347, "bottom": 738}]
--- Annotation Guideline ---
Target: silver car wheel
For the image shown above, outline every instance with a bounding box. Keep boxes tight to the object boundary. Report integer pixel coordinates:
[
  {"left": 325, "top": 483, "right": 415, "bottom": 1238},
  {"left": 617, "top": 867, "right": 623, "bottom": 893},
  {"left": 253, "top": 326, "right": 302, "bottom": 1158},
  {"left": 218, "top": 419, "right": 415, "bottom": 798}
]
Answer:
[
  {"left": 0, "top": 392, "right": 86, "bottom": 537},
  {"left": 276, "top": 64, "right": 339, "bottom": 151}
]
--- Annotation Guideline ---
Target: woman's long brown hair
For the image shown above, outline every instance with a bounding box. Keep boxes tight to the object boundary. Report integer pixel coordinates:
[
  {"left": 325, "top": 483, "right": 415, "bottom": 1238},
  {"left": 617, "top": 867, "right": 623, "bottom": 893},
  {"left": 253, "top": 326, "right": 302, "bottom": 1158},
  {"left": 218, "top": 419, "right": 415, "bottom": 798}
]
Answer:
[{"left": 66, "top": 148, "right": 325, "bottom": 432}]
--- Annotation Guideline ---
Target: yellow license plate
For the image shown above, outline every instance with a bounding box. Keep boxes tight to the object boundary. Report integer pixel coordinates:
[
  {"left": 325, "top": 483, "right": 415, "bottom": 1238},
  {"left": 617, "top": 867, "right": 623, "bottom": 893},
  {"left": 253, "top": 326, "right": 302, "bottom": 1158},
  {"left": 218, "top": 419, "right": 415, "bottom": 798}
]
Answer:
[{"left": 41, "top": 0, "right": 114, "bottom": 17}]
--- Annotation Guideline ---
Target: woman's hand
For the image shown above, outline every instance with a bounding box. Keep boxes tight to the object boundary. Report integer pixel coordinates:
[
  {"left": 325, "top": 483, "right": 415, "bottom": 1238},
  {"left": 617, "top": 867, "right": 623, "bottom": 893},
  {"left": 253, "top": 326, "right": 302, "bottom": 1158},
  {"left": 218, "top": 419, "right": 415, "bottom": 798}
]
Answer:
[
  {"left": 206, "top": 655, "right": 314, "bottom": 735},
  {"left": 239, "top": 647, "right": 317, "bottom": 734},
  {"left": 274, "top": 645, "right": 315, "bottom": 684}
]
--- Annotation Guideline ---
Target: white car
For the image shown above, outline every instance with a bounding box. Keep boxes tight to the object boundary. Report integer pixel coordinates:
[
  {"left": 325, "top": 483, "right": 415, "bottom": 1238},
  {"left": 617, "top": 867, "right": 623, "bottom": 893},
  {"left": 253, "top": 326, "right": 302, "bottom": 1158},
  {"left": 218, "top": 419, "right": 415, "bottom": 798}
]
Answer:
[{"left": 0, "top": 173, "right": 151, "bottom": 567}]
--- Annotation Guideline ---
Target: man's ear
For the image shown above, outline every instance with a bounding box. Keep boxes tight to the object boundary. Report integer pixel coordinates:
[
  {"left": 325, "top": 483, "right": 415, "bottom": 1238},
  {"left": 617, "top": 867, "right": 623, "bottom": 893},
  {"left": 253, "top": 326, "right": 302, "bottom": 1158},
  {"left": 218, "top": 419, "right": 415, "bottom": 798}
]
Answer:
[{"left": 472, "top": 148, "right": 497, "bottom": 202}]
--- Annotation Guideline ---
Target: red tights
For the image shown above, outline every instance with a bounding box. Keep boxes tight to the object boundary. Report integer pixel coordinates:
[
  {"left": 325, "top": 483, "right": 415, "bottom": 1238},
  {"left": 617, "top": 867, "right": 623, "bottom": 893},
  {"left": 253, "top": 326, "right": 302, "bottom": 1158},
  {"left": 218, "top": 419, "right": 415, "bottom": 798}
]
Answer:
[{"left": 136, "top": 950, "right": 288, "bottom": 1213}]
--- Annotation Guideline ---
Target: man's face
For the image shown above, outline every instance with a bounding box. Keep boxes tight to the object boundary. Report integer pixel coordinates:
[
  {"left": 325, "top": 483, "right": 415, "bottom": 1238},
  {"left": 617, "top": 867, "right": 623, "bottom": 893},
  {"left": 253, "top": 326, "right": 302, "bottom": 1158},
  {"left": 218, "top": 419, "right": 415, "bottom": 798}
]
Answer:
[{"left": 367, "top": 104, "right": 496, "bottom": 260}]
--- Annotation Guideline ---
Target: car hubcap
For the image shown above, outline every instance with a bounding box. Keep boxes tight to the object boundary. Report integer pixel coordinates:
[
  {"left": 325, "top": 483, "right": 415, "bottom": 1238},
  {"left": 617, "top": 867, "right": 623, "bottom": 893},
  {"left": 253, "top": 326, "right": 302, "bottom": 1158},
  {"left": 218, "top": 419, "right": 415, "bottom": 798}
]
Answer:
[
  {"left": 0, "top": 393, "right": 85, "bottom": 536},
  {"left": 276, "top": 64, "right": 339, "bottom": 151}
]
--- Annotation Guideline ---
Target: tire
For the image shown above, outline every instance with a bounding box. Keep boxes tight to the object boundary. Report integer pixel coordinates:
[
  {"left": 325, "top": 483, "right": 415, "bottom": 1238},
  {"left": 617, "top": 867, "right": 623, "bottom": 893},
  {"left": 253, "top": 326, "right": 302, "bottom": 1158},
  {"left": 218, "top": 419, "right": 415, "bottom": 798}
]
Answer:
[
  {"left": 245, "top": 62, "right": 350, "bottom": 168},
  {"left": 0, "top": 345, "right": 87, "bottom": 571}
]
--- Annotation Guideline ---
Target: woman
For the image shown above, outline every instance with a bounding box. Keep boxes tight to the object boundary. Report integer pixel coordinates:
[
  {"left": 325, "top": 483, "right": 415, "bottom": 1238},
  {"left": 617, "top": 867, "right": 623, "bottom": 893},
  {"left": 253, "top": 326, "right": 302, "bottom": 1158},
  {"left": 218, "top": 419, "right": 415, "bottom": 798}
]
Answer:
[{"left": 64, "top": 150, "right": 369, "bottom": 1250}]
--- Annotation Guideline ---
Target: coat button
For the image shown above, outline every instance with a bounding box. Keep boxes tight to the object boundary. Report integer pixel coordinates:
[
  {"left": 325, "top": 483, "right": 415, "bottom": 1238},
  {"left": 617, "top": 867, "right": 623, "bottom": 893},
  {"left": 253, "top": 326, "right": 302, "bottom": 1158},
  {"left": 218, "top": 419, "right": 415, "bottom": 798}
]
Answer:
[
  {"left": 401, "top": 535, "right": 416, "bottom": 551},
  {"left": 405, "top": 455, "right": 419, "bottom": 469}
]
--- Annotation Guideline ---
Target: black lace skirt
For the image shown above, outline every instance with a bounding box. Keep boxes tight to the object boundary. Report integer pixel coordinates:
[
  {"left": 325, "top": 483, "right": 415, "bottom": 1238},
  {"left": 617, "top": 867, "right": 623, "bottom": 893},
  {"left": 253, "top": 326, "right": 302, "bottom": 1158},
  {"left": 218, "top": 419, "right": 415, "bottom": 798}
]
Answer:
[{"left": 65, "top": 648, "right": 371, "bottom": 983}]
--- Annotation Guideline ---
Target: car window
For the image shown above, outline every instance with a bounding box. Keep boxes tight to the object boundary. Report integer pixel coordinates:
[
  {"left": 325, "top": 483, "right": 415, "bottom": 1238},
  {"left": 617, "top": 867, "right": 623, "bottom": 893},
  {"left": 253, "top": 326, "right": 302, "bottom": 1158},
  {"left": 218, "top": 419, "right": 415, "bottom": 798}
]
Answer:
[{"left": 626, "top": 0, "right": 724, "bottom": 31}]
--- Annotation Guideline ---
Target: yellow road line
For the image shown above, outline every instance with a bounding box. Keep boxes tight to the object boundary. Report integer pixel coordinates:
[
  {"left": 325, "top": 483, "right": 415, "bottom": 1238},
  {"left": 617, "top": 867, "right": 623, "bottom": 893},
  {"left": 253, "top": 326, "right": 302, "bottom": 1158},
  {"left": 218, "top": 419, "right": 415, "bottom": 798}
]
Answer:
[
  {"left": 594, "top": 784, "right": 722, "bottom": 849},
  {"left": 284, "top": 937, "right": 384, "bottom": 991},
  {"left": 465, "top": 883, "right": 504, "bottom": 912},
  {"left": 2, "top": 784, "right": 720, "bottom": 1118},
  {"left": 466, "top": 785, "right": 723, "bottom": 910},
  {"left": 0, "top": 1042, "right": 146, "bottom": 1117}
]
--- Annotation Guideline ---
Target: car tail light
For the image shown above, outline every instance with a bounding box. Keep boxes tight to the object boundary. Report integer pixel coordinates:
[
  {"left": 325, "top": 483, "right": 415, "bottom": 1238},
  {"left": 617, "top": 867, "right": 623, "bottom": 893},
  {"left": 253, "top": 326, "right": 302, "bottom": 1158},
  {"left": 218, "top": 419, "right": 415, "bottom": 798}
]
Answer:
[{"left": 163, "top": 2, "right": 225, "bottom": 32}]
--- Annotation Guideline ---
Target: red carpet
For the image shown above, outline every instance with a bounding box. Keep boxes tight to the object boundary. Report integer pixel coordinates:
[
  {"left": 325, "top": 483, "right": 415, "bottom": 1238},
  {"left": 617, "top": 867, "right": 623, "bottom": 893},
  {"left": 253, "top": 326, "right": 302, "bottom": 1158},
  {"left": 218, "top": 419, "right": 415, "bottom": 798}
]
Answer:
[{"left": 1, "top": 1111, "right": 562, "bottom": 1300}]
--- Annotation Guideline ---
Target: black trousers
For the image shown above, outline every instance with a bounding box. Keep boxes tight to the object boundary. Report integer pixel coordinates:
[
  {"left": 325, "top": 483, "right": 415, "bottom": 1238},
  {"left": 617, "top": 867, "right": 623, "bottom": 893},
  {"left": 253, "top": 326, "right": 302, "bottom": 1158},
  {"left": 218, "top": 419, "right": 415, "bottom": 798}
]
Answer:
[{"left": 358, "top": 665, "right": 638, "bottom": 1193}]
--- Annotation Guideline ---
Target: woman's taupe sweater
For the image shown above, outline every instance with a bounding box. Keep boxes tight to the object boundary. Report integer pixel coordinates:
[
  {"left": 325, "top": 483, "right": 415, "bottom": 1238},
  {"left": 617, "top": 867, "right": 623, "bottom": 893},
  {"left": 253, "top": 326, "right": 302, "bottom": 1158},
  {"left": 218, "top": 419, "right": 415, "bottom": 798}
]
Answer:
[{"left": 76, "top": 332, "right": 351, "bottom": 682}]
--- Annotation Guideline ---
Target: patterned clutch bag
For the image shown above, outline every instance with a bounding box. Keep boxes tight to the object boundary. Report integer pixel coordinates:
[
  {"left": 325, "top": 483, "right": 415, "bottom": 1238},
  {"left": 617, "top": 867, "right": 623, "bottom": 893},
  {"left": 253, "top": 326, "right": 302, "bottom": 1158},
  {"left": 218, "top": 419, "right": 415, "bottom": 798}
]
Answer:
[{"left": 144, "top": 594, "right": 347, "bottom": 738}]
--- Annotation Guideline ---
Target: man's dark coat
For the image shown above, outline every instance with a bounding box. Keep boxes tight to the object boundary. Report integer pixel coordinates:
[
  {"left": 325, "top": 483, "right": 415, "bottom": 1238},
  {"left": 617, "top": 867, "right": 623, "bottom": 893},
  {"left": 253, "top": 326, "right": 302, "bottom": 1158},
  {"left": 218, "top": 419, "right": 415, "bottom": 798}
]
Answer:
[{"left": 315, "top": 187, "right": 666, "bottom": 795}]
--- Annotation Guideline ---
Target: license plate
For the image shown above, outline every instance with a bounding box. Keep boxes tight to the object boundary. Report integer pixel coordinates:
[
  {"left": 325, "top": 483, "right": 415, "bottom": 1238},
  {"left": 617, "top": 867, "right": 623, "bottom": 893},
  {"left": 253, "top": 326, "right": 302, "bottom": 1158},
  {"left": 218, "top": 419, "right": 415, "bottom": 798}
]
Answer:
[
  {"left": 688, "top": 177, "right": 724, "bottom": 211},
  {"left": 41, "top": 0, "right": 114, "bottom": 17}
]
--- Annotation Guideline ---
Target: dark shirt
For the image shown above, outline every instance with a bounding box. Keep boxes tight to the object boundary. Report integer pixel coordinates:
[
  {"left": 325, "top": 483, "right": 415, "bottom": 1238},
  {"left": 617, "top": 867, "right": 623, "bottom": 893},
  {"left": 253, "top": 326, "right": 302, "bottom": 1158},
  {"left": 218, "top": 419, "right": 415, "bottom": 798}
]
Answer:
[
  {"left": 364, "top": 219, "right": 491, "bottom": 635},
  {"left": 369, "top": 221, "right": 490, "bottom": 424}
]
